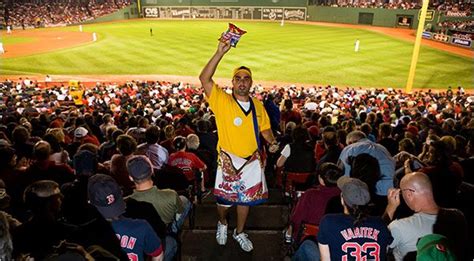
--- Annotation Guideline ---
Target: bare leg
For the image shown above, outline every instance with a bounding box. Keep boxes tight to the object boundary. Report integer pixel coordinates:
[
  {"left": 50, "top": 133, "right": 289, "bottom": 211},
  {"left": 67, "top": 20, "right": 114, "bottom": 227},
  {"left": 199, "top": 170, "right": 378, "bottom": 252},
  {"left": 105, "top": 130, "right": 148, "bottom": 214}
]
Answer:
[
  {"left": 217, "top": 205, "right": 229, "bottom": 225},
  {"left": 236, "top": 205, "right": 250, "bottom": 234}
]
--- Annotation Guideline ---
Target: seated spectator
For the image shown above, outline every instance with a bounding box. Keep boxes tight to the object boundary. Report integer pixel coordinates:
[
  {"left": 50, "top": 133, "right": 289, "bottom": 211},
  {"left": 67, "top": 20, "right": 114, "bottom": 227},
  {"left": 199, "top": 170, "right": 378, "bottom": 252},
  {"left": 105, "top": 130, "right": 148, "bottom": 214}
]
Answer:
[
  {"left": 285, "top": 163, "right": 342, "bottom": 244},
  {"left": 408, "top": 141, "right": 463, "bottom": 208},
  {"left": 393, "top": 138, "right": 424, "bottom": 177},
  {"left": 378, "top": 123, "right": 398, "bottom": 156},
  {"left": 168, "top": 136, "right": 207, "bottom": 194},
  {"left": 108, "top": 134, "right": 137, "bottom": 196},
  {"left": 417, "top": 134, "right": 440, "bottom": 163},
  {"left": 24, "top": 141, "right": 75, "bottom": 187},
  {"left": 11, "top": 125, "right": 34, "bottom": 163},
  {"left": 60, "top": 150, "right": 129, "bottom": 260},
  {"left": 126, "top": 155, "right": 192, "bottom": 261},
  {"left": 12, "top": 181, "right": 69, "bottom": 259},
  {"left": 88, "top": 174, "right": 164, "bottom": 261},
  {"left": 295, "top": 177, "right": 393, "bottom": 261},
  {"left": 136, "top": 126, "right": 169, "bottom": 171},
  {"left": 460, "top": 135, "right": 474, "bottom": 184},
  {"left": 43, "top": 133, "right": 69, "bottom": 165},
  {"left": 317, "top": 127, "right": 342, "bottom": 167},
  {"left": 338, "top": 131, "right": 395, "bottom": 196},
  {"left": 99, "top": 128, "right": 122, "bottom": 162},
  {"left": 350, "top": 153, "right": 387, "bottom": 215},
  {"left": 277, "top": 126, "right": 316, "bottom": 174},
  {"left": 384, "top": 172, "right": 467, "bottom": 261}
]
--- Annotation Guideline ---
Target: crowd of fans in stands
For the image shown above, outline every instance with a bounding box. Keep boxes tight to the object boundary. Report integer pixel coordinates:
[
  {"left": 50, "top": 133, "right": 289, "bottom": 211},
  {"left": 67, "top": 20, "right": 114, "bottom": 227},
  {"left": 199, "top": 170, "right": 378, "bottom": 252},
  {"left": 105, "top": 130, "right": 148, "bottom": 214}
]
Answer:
[
  {"left": 311, "top": 0, "right": 472, "bottom": 12},
  {"left": 5, "top": 0, "right": 131, "bottom": 28},
  {"left": 434, "top": 1, "right": 472, "bottom": 16},
  {"left": 437, "top": 20, "right": 474, "bottom": 36},
  {"left": 0, "top": 78, "right": 473, "bottom": 260}
]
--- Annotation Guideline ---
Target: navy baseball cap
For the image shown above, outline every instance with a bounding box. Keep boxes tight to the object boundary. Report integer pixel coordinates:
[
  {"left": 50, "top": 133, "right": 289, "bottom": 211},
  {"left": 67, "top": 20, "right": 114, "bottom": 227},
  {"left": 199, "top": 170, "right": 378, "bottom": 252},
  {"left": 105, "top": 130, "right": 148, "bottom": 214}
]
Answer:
[{"left": 87, "top": 174, "right": 125, "bottom": 219}]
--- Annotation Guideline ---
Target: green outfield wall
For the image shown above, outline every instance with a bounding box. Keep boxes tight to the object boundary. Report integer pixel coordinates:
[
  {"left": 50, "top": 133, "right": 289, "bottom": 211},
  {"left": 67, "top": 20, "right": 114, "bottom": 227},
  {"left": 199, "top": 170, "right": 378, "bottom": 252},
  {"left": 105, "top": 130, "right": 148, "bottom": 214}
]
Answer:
[{"left": 307, "top": 6, "right": 424, "bottom": 28}]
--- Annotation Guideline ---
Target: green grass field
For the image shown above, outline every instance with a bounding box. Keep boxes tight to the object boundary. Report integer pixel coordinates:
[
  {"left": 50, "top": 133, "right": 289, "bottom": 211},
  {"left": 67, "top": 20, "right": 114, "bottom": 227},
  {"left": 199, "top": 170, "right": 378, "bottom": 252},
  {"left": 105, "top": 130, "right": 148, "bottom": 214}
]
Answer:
[{"left": 1, "top": 20, "right": 472, "bottom": 89}]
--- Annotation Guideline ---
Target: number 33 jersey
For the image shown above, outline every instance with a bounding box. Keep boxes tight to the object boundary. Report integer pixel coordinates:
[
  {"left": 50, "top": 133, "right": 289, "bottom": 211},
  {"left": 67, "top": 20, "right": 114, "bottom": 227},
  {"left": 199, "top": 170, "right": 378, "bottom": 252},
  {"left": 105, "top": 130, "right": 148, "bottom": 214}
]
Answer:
[{"left": 318, "top": 213, "right": 393, "bottom": 261}]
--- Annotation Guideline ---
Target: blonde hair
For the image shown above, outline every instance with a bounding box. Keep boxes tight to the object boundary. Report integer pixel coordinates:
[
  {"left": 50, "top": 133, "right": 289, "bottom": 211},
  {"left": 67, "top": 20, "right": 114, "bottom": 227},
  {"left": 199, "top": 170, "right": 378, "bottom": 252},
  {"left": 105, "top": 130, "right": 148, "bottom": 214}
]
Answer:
[
  {"left": 46, "top": 128, "right": 65, "bottom": 143},
  {"left": 186, "top": 134, "right": 200, "bottom": 150}
]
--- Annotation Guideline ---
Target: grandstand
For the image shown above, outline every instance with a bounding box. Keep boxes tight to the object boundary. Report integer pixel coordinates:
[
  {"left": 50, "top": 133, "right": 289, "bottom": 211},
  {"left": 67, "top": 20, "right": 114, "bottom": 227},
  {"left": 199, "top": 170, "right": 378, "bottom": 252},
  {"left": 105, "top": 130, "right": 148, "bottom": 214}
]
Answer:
[{"left": 0, "top": 0, "right": 473, "bottom": 260}]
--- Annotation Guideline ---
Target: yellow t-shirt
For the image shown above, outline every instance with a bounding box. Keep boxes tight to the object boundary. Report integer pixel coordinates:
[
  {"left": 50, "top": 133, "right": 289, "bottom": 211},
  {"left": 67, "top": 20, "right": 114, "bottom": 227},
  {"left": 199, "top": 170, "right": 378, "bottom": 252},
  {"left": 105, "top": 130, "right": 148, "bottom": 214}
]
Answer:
[{"left": 207, "top": 84, "right": 271, "bottom": 158}]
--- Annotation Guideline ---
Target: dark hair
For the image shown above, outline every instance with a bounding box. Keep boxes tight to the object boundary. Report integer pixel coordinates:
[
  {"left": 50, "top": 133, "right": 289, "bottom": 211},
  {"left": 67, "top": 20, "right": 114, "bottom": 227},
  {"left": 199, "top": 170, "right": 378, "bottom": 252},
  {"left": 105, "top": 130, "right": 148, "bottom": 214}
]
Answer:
[
  {"left": 197, "top": 119, "right": 210, "bottom": 133},
  {"left": 145, "top": 126, "right": 160, "bottom": 144},
  {"left": 350, "top": 153, "right": 380, "bottom": 196},
  {"left": 322, "top": 131, "right": 338, "bottom": 147},
  {"left": 346, "top": 204, "right": 371, "bottom": 226},
  {"left": 173, "top": 136, "right": 186, "bottom": 151},
  {"left": 399, "top": 138, "right": 415, "bottom": 154},
  {"left": 291, "top": 126, "right": 310, "bottom": 144},
  {"left": 318, "top": 163, "right": 342, "bottom": 187},
  {"left": 379, "top": 123, "right": 392, "bottom": 137},
  {"left": 116, "top": 135, "right": 137, "bottom": 156},
  {"left": 12, "top": 125, "right": 30, "bottom": 144},
  {"left": 23, "top": 180, "right": 61, "bottom": 215},
  {"left": 111, "top": 129, "right": 124, "bottom": 143},
  {"left": 42, "top": 133, "right": 61, "bottom": 153},
  {"left": 0, "top": 146, "right": 16, "bottom": 168},
  {"left": 360, "top": 123, "right": 372, "bottom": 137},
  {"left": 428, "top": 140, "right": 451, "bottom": 167}
]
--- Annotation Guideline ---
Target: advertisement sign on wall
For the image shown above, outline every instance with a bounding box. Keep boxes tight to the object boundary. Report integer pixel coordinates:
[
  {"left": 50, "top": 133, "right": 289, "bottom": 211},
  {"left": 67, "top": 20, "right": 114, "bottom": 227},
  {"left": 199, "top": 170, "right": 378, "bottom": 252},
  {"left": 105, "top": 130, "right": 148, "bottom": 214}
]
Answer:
[
  {"left": 451, "top": 37, "right": 472, "bottom": 48},
  {"left": 144, "top": 6, "right": 305, "bottom": 20},
  {"left": 422, "top": 31, "right": 432, "bottom": 39},
  {"left": 283, "top": 8, "right": 306, "bottom": 20},
  {"left": 144, "top": 7, "right": 159, "bottom": 18},
  {"left": 418, "top": 10, "right": 435, "bottom": 21},
  {"left": 262, "top": 8, "right": 284, "bottom": 20},
  {"left": 432, "top": 33, "right": 450, "bottom": 43}
]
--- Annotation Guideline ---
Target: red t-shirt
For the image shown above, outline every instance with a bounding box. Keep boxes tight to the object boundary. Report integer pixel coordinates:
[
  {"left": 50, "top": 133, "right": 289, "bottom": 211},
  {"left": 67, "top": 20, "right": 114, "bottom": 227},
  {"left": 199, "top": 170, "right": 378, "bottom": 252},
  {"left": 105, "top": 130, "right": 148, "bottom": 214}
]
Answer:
[{"left": 168, "top": 151, "right": 206, "bottom": 181}]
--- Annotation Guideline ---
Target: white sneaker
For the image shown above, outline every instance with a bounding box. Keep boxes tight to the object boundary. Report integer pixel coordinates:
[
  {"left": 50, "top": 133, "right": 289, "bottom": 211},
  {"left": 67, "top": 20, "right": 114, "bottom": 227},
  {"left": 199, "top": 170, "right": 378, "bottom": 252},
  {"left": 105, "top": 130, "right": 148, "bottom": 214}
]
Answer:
[
  {"left": 216, "top": 221, "right": 228, "bottom": 245},
  {"left": 233, "top": 229, "right": 254, "bottom": 252}
]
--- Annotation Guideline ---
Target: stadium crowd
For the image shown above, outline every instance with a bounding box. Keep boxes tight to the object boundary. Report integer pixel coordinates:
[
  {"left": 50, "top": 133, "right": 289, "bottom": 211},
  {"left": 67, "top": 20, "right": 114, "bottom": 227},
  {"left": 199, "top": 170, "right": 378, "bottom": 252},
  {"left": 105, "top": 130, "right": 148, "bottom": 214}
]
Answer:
[
  {"left": 311, "top": 0, "right": 472, "bottom": 12},
  {"left": 5, "top": 0, "right": 131, "bottom": 28},
  {"left": 0, "top": 78, "right": 473, "bottom": 260}
]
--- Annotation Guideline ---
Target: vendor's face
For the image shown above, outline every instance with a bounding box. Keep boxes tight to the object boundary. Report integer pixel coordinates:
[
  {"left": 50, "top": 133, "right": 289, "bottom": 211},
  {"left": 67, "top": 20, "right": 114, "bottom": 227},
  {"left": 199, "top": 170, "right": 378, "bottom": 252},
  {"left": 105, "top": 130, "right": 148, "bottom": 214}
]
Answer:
[{"left": 232, "top": 71, "right": 252, "bottom": 98}]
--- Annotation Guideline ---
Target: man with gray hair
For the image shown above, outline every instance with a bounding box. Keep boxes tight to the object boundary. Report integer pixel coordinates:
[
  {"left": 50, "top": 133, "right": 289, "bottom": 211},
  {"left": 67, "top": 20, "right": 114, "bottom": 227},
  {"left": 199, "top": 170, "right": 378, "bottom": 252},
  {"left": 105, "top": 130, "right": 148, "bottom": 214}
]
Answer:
[{"left": 338, "top": 130, "right": 395, "bottom": 196}]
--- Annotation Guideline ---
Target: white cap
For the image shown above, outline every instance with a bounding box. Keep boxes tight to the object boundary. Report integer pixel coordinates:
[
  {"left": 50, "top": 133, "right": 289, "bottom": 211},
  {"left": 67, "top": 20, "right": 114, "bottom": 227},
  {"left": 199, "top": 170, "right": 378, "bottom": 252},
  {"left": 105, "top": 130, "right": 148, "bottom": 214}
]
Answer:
[{"left": 74, "top": 127, "right": 88, "bottom": 138}]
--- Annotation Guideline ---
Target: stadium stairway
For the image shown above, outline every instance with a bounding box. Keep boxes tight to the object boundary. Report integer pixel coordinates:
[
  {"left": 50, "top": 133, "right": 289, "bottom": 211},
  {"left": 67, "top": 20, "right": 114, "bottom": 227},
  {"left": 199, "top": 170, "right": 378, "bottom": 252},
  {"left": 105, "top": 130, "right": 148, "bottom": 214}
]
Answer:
[{"left": 181, "top": 188, "right": 289, "bottom": 261}]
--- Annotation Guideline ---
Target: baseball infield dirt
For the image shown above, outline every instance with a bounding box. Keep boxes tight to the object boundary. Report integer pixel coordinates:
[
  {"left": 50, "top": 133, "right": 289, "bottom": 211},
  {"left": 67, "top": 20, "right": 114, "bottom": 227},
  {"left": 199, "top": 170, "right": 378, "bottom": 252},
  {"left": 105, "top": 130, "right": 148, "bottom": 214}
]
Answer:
[{"left": 2, "top": 30, "right": 92, "bottom": 58}]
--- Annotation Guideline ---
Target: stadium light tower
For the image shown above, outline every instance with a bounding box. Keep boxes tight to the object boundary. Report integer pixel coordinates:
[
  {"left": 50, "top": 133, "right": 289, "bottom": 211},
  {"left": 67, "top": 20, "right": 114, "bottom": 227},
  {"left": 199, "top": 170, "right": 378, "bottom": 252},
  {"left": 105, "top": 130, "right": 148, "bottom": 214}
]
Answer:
[{"left": 405, "top": 0, "right": 430, "bottom": 94}]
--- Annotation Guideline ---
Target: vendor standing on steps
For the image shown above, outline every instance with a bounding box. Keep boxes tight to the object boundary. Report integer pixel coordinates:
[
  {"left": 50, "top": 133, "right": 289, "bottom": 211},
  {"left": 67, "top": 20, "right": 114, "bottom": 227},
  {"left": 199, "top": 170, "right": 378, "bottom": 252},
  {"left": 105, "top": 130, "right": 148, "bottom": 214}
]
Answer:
[{"left": 199, "top": 39, "right": 279, "bottom": 252}]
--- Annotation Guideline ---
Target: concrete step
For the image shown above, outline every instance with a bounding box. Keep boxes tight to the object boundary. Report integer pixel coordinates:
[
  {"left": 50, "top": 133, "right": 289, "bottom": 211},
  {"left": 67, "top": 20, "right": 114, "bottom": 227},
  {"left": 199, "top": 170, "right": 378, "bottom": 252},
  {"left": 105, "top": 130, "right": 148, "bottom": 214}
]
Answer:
[
  {"left": 184, "top": 204, "right": 289, "bottom": 230},
  {"left": 180, "top": 229, "right": 286, "bottom": 261}
]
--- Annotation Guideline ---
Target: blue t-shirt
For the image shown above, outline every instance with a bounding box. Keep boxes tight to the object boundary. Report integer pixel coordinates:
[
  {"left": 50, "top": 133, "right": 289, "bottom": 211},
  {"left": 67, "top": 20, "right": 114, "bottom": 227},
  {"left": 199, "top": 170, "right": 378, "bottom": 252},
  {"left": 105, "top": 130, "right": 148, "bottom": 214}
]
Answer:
[
  {"left": 111, "top": 218, "right": 163, "bottom": 261},
  {"left": 318, "top": 213, "right": 393, "bottom": 261}
]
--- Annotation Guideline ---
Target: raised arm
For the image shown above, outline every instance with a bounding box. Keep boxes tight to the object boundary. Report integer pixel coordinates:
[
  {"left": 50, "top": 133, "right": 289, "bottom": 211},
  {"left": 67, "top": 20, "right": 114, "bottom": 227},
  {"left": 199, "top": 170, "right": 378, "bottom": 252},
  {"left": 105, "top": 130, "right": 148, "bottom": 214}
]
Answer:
[{"left": 199, "top": 40, "right": 231, "bottom": 97}]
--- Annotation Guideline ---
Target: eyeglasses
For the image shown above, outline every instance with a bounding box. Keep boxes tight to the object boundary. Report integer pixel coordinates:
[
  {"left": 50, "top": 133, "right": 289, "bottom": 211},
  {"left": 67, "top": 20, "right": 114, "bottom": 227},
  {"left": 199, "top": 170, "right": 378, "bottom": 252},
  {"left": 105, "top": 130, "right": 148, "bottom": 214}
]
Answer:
[{"left": 400, "top": 188, "right": 416, "bottom": 194}]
